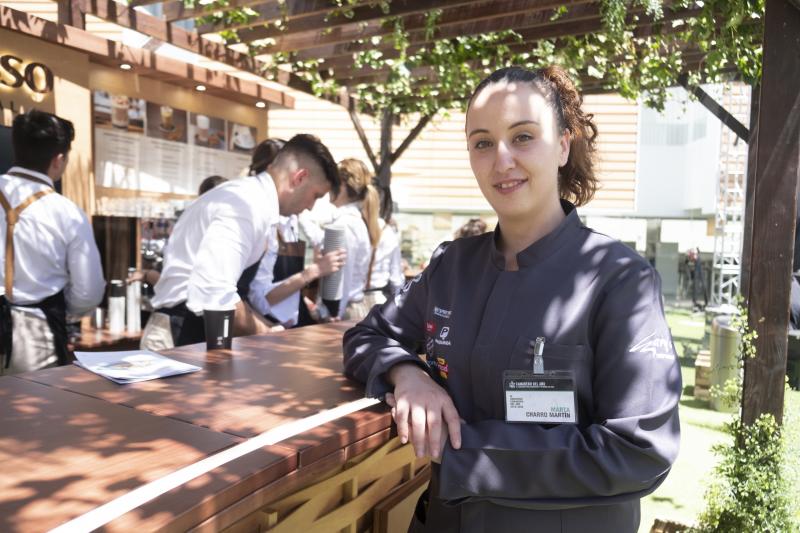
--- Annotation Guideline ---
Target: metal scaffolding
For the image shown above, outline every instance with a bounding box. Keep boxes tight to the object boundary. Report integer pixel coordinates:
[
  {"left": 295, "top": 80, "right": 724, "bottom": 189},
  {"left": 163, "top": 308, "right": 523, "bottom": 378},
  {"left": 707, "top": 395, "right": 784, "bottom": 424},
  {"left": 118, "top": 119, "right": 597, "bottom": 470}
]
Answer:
[{"left": 710, "top": 83, "right": 751, "bottom": 306}]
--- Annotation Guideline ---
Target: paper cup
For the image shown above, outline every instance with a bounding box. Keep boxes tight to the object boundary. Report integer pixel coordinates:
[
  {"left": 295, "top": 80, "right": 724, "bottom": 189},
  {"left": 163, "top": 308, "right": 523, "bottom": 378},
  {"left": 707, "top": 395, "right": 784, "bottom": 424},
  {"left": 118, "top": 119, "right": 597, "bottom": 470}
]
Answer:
[{"left": 204, "top": 309, "right": 234, "bottom": 350}]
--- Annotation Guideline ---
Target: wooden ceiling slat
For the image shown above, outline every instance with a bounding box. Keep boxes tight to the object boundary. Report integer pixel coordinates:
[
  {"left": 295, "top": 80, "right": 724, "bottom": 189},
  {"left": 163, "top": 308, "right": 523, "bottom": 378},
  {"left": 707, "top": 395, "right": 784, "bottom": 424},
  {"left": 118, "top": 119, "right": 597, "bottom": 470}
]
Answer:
[
  {"left": 293, "top": 2, "right": 693, "bottom": 64},
  {"left": 164, "top": 0, "right": 369, "bottom": 23},
  {"left": 128, "top": 0, "right": 166, "bottom": 6},
  {"left": 196, "top": 0, "right": 481, "bottom": 37},
  {"left": 74, "top": 0, "right": 742, "bottom": 105},
  {"left": 286, "top": 1, "right": 600, "bottom": 61},
  {"left": 0, "top": 4, "right": 290, "bottom": 107},
  {"left": 333, "top": 22, "right": 706, "bottom": 87},
  {"left": 79, "top": 0, "right": 332, "bottom": 106},
  {"left": 238, "top": 0, "right": 592, "bottom": 49}
]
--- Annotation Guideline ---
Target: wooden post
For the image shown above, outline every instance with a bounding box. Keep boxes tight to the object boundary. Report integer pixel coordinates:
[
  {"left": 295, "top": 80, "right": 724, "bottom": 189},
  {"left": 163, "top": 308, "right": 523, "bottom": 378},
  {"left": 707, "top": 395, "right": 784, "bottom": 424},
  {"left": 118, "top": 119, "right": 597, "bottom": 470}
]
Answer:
[
  {"left": 740, "top": 0, "right": 800, "bottom": 426},
  {"left": 740, "top": 83, "right": 760, "bottom": 299}
]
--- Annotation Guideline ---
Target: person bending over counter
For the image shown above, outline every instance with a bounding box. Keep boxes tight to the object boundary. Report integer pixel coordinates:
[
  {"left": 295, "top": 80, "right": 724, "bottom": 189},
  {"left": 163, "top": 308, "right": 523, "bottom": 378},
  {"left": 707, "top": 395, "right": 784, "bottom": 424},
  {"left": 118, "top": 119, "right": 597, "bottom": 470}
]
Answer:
[
  {"left": 343, "top": 66, "right": 681, "bottom": 533},
  {"left": 140, "top": 134, "right": 340, "bottom": 350},
  {"left": 245, "top": 139, "right": 346, "bottom": 328},
  {"left": 0, "top": 110, "right": 105, "bottom": 374}
]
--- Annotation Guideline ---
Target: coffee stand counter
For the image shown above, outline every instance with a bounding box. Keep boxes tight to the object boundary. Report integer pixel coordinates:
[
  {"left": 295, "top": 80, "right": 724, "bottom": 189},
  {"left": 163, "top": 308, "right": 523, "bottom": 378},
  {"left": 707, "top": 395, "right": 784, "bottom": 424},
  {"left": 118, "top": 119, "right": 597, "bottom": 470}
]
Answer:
[{"left": 0, "top": 322, "right": 429, "bottom": 532}]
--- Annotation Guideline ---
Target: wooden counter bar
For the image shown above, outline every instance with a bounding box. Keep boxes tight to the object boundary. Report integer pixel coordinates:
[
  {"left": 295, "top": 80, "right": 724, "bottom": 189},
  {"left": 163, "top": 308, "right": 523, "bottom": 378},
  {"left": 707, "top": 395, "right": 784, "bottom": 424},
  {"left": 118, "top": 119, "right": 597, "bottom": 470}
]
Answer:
[
  {"left": 0, "top": 376, "right": 295, "bottom": 533},
  {"left": 4, "top": 322, "right": 428, "bottom": 532}
]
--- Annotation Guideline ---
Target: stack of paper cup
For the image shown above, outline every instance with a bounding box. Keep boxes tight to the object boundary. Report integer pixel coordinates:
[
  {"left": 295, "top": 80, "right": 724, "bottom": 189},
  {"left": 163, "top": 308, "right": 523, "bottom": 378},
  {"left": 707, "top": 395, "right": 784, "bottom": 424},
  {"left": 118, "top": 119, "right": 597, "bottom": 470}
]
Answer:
[
  {"left": 320, "top": 224, "right": 345, "bottom": 317},
  {"left": 126, "top": 268, "right": 141, "bottom": 333}
]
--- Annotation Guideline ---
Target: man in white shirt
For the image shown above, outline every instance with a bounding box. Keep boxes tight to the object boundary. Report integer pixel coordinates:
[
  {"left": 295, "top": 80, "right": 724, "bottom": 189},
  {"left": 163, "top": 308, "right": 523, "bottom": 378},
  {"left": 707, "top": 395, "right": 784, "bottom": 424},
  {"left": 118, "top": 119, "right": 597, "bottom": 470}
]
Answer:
[
  {"left": 0, "top": 110, "right": 105, "bottom": 374},
  {"left": 142, "top": 134, "right": 340, "bottom": 349}
]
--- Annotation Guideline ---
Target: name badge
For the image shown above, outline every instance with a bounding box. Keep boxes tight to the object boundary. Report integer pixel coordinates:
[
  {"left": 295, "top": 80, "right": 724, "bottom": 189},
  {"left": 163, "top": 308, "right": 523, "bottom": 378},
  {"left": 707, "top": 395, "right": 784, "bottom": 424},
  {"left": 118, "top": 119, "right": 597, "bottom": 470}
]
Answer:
[{"left": 502, "top": 369, "right": 578, "bottom": 424}]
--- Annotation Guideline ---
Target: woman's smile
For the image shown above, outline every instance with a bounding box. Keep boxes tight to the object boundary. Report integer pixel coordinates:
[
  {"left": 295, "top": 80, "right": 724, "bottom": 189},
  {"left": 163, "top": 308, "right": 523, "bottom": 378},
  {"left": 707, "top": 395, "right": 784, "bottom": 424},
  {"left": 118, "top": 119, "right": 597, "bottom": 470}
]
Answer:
[{"left": 493, "top": 177, "right": 529, "bottom": 195}]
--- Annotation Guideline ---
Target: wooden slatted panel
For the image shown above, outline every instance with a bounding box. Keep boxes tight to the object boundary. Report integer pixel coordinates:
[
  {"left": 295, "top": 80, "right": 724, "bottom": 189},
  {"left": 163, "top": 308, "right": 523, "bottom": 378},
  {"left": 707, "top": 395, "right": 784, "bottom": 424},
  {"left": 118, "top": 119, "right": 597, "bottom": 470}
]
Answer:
[
  {"left": 0, "top": 0, "right": 122, "bottom": 38},
  {"left": 0, "top": 0, "right": 58, "bottom": 20},
  {"left": 268, "top": 90, "right": 639, "bottom": 214}
]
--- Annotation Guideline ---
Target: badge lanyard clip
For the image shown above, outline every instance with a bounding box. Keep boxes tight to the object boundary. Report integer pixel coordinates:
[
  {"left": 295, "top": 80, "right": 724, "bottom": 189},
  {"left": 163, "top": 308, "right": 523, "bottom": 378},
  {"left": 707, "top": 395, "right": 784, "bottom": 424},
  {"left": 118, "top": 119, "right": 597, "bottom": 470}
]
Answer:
[{"left": 531, "top": 337, "right": 545, "bottom": 375}]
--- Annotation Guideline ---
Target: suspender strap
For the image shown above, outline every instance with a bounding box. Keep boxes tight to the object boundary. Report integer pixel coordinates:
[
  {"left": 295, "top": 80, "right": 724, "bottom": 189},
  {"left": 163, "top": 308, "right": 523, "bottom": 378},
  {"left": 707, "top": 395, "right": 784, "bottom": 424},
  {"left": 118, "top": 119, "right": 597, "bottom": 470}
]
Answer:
[{"left": 0, "top": 189, "right": 54, "bottom": 301}]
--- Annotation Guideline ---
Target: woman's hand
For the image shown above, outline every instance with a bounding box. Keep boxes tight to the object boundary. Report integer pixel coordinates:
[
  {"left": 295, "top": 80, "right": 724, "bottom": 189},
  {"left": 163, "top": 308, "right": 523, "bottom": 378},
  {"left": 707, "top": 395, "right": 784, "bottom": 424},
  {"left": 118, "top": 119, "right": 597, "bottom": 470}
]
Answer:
[
  {"left": 386, "top": 363, "right": 462, "bottom": 460},
  {"left": 314, "top": 248, "right": 347, "bottom": 277}
]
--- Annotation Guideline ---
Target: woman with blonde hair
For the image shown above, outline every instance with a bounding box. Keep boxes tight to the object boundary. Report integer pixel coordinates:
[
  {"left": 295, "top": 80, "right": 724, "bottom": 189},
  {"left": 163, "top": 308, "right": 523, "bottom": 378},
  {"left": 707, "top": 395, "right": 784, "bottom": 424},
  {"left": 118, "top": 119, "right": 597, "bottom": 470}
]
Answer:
[{"left": 324, "top": 158, "right": 381, "bottom": 320}]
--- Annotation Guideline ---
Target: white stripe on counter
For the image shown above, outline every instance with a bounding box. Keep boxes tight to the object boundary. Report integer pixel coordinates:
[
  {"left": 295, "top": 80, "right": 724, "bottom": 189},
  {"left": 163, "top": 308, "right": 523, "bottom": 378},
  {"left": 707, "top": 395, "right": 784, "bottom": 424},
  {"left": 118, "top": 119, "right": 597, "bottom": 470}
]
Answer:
[{"left": 49, "top": 396, "right": 381, "bottom": 533}]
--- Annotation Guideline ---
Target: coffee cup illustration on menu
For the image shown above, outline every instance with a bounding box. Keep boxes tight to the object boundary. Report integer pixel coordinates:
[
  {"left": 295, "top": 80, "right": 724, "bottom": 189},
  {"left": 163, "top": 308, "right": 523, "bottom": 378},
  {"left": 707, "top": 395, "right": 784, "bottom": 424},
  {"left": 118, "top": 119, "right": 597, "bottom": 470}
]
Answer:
[
  {"left": 160, "top": 105, "right": 175, "bottom": 132},
  {"left": 196, "top": 114, "right": 210, "bottom": 144},
  {"left": 231, "top": 124, "right": 256, "bottom": 152},
  {"left": 111, "top": 95, "right": 130, "bottom": 129}
]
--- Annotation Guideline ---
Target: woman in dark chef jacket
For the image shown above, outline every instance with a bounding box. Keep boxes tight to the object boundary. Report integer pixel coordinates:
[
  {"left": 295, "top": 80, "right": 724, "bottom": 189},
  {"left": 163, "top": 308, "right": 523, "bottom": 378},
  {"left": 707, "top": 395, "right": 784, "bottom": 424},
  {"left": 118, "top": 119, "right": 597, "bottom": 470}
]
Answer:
[{"left": 343, "top": 66, "right": 681, "bottom": 533}]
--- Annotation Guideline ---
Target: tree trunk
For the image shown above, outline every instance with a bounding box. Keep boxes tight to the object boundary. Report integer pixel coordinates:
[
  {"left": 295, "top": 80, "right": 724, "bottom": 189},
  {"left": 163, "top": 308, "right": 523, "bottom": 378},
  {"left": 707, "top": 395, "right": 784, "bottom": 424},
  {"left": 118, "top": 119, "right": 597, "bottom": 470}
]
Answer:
[
  {"left": 376, "top": 109, "right": 394, "bottom": 219},
  {"left": 347, "top": 107, "right": 433, "bottom": 220}
]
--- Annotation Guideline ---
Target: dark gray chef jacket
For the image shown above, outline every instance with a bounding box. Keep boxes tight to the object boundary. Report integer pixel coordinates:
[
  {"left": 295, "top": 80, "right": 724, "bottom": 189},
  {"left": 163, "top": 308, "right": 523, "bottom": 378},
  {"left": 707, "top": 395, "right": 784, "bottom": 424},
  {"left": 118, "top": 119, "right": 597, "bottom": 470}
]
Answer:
[{"left": 343, "top": 201, "right": 681, "bottom": 533}]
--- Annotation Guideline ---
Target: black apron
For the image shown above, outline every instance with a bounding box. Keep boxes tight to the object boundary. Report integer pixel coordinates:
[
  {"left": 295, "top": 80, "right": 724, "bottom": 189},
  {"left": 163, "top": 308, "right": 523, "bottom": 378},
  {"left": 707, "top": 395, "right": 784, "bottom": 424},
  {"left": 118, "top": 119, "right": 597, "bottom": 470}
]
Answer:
[
  {"left": 1, "top": 291, "right": 69, "bottom": 368},
  {"left": 158, "top": 254, "right": 264, "bottom": 347},
  {"left": 268, "top": 235, "right": 315, "bottom": 327},
  {"left": 0, "top": 171, "right": 70, "bottom": 369}
]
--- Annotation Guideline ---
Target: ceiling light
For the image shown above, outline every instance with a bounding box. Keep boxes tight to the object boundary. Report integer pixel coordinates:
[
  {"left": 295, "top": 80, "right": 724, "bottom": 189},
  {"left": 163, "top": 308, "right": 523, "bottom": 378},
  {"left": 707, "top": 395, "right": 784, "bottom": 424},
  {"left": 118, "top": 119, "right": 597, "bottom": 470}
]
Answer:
[
  {"left": 255, "top": 101, "right": 266, "bottom": 108},
  {"left": 120, "top": 63, "right": 132, "bottom": 70},
  {"left": 195, "top": 84, "right": 207, "bottom": 92}
]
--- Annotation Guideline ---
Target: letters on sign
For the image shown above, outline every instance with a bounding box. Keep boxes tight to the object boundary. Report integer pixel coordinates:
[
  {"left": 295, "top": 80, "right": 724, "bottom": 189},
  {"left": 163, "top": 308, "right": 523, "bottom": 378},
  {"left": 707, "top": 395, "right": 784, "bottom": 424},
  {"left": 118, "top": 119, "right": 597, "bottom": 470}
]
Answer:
[{"left": 0, "top": 55, "right": 54, "bottom": 94}]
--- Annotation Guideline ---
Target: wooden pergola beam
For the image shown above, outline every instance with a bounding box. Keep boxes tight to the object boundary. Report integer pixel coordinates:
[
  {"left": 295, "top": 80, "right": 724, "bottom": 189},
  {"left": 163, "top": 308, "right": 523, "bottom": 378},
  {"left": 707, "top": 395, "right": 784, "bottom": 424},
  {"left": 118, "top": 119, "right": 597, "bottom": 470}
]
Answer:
[
  {"left": 315, "top": 6, "right": 699, "bottom": 84},
  {"left": 83, "top": 0, "right": 255, "bottom": 70},
  {"left": 0, "top": 4, "right": 292, "bottom": 107},
  {"left": 196, "top": 0, "right": 483, "bottom": 37},
  {"left": 288, "top": 2, "right": 693, "bottom": 63},
  {"left": 164, "top": 0, "right": 367, "bottom": 24},
  {"left": 79, "top": 0, "right": 370, "bottom": 109},
  {"left": 239, "top": 0, "right": 594, "bottom": 50},
  {"left": 57, "top": 0, "right": 86, "bottom": 29},
  {"left": 285, "top": 2, "right": 597, "bottom": 60}
]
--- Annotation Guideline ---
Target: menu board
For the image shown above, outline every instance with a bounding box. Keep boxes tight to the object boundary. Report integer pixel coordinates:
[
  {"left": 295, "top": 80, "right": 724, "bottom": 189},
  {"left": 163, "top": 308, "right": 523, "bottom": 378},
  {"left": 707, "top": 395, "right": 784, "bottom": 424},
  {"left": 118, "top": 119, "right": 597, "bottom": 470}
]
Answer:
[{"left": 93, "top": 91, "right": 254, "bottom": 197}]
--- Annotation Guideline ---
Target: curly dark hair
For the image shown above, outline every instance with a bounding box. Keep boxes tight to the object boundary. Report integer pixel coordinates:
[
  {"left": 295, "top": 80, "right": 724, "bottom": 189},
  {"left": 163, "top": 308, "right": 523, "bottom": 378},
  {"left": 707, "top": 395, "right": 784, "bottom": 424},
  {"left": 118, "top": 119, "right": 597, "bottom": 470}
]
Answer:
[
  {"left": 455, "top": 218, "right": 488, "bottom": 239},
  {"left": 468, "top": 65, "right": 598, "bottom": 207}
]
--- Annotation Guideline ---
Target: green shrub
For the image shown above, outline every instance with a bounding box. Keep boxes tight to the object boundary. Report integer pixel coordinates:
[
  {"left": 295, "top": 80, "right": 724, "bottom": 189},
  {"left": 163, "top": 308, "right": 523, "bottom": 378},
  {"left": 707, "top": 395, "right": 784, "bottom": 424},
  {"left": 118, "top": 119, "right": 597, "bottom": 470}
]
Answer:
[
  {"left": 692, "top": 414, "right": 792, "bottom": 532},
  {"left": 691, "top": 298, "right": 796, "bottom": 532}
]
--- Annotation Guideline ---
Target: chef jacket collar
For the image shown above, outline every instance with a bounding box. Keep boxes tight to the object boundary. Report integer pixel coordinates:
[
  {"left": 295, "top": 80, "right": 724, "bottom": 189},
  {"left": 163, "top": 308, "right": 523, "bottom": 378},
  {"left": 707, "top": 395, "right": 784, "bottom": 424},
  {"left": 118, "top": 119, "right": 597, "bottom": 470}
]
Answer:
[
  {"left": 490, "top": 199, "right": 582, "bottom": 270},
  {"left": 6, "top": 166, "right": 55, "bottom": 188}
]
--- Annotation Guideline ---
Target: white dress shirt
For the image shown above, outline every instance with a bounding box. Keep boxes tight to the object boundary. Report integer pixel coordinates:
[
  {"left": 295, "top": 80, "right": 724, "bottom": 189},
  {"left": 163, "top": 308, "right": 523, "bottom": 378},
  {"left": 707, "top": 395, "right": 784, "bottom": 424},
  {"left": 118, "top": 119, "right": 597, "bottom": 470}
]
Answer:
[
  {"left": 0, "top": 167, "right": 105, "bottom": 316},
  {"left": 333, "top": 202, "right": 371, "bottom": 317},
  {"left": 369, "top": 219, "right": 404, "bottom": 291},
  {"left": 248, "top": 215, "right": 302, "bottom": 326},
  {"left": 150, "top": 172, "right": 279, "bottom": 314}
]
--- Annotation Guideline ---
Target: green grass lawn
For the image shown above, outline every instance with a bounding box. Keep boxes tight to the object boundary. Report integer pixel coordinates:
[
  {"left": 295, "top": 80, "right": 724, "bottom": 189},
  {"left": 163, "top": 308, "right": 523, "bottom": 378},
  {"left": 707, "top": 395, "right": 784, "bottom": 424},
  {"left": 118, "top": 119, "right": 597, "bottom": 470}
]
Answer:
[{"left": 638, "top": 307, "right": 800, "bottom": 532}]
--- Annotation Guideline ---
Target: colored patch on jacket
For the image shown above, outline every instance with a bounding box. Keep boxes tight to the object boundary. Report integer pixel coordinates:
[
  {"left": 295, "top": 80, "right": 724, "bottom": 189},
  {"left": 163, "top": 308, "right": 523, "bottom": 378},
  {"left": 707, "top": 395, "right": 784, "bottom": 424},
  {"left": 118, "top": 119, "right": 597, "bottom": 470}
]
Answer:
[{"left": 435, "top": 357, "right": 449, "bottom": 380}]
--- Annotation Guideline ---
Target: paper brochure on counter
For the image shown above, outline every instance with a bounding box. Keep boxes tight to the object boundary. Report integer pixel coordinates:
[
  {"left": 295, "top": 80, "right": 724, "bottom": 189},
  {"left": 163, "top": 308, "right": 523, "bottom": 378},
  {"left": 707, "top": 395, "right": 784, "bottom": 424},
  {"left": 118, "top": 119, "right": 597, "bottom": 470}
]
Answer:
[{"left": 74, "top": 350, "right": 201, "bottom": 384}]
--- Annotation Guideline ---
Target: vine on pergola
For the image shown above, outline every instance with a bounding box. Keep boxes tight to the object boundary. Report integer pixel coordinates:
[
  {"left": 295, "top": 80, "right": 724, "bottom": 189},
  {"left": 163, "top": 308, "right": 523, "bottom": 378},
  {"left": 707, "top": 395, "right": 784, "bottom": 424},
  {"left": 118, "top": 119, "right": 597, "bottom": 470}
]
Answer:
[
  {"left": 183, "top": 0, "right": 764, "bottom": 211},
  {"left": 188, "top": 0, "right": 764, "bottom": 113}
]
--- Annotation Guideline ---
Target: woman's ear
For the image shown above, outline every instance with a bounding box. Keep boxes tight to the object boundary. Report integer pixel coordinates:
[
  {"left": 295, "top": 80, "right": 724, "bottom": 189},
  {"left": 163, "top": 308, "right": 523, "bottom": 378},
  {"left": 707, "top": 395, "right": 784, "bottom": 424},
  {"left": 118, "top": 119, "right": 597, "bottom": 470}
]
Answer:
[{"left": 559, "top": 130, "right": 571, "bottom": 167}]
